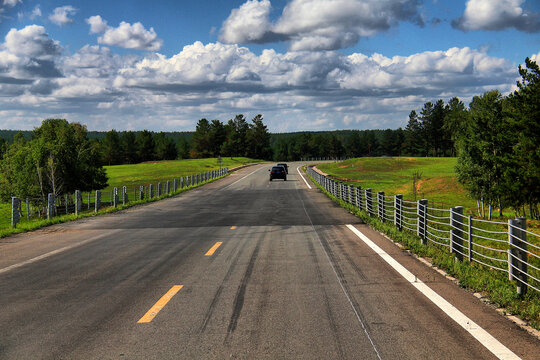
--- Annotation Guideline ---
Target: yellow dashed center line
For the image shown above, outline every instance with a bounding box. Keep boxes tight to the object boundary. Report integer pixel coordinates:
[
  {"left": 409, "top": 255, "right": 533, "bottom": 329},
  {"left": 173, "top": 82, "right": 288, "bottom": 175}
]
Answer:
[
  {"left": 137, "top": 285, "right": 183, "bottom": 323},
  {"left": 205, "top": 242, "right": 223, "bottom": 256}
]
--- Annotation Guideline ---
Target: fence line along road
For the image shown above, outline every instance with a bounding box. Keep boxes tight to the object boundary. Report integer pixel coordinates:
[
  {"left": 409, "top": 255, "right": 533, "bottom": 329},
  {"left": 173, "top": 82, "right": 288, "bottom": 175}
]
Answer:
[
  {"left": 7, "top": 168, "right": 229, "bottom": 231},
  {"left": 306, "top": 166, "right": 540, "bottom": 295}
]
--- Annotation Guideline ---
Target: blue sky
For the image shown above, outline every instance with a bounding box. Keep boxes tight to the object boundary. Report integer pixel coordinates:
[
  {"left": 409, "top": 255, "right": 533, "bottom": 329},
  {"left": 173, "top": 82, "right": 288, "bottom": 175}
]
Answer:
[{"left": 0, "top": 0, "right": 539, "bottom": 132}]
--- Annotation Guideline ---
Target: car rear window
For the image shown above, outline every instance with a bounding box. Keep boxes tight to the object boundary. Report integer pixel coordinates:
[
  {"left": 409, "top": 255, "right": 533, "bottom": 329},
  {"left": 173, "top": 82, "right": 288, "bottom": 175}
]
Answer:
[{"left": 272, "top": 167, "right": 283, "bottom": 171}]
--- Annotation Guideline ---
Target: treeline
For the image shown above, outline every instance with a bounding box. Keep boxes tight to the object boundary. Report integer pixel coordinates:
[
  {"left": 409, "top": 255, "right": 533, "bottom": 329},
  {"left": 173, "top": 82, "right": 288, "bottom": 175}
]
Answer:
[
  {"left": 453, "top": 58, "right": 539, "bottom": 219},
  {"left": 190, "top": 114, "right": 272, "bottom": 160},
  {"left": 0, "top": 119, "right": 108, "bottom": 202}
]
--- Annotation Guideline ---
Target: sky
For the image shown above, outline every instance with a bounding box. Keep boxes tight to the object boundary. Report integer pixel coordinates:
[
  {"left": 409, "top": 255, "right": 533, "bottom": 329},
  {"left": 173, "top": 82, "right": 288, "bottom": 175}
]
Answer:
[{"left": 0, "top": 0, "right": 539, "bottom": 133}]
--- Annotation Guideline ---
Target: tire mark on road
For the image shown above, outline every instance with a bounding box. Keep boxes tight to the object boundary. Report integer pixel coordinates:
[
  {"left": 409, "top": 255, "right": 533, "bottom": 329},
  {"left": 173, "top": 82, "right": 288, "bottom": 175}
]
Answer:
[
  {"left": 225, "top": 237, "right": 262, "bottom": 340},
  {"left": 198, "top": 235, "right": 248, "bottom": 334},
  {"left": 306, "top": 235, "right": 346, "bottom": 359}
]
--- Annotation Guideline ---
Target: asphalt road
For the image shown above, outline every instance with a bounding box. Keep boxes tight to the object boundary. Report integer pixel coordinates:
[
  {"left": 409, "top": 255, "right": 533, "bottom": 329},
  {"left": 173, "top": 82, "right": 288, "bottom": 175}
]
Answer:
[{"left": 0, "top": 163, "right": 538, "bottom": 359}]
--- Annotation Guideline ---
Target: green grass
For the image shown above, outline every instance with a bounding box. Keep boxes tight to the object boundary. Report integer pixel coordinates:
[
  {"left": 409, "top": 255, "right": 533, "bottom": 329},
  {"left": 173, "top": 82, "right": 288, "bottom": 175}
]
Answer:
[
  {"left": 103, "top": 157, "right": 261, "bottom": 191},
  {"left": 306, "top": 169, "right": 540, "bottom": 330},
  {"left": 317, "top": 157, "right": 465, "bottom": 208}
]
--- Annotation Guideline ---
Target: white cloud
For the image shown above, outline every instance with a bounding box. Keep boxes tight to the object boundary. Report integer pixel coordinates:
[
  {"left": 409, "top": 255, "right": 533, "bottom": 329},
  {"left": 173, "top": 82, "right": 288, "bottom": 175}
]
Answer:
[
  {"left": 31, "top": 5, "right": 42, "bottom": 19},
  {"left": 87, "top": 15, "right": 108, "bottom": 34},
  {"left": 86, "top": 15, "right": 163, "bottom": 51},
  {"left": 49, "top": 5, "right": 77, "bottom": 26},
  {"left": 4, "top": 25, "right": 62, "bottom": 58},
  {"left": 220, "top": 0, "right": 424, "bottom": 51},
  {"left": 453, "top": 0, "right": 540, "bottom": 32},
  {"left": 0, "top": 25, "right": 63, "bottom": 80},
  {"left": 0, "top": 0, "right": 21, "bottom": 23},
  {"left": 220, "top": 0, "right": 274, "bottom": 43},
  {"left": 0, "top": 32, "right": 520, "bottom": 132},
  {"left": 3, "top": 0, "right": 21, "bottom": 7}
]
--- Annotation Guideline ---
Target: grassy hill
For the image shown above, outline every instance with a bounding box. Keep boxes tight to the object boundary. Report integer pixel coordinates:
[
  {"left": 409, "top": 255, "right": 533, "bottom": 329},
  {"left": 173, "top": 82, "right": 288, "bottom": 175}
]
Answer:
[{"left": 316, "top": 157, "right": 474, "bottom": 213}]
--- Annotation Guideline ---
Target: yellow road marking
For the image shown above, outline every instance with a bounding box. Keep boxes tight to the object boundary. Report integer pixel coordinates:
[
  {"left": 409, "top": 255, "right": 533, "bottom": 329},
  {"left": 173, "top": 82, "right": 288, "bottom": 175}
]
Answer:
[
  {"left": 230, "top": 226, "right": 237, "bottom": 230},
  {"left": 205, "top": 242, "right": 223, "bottom": 256},
  {"left": 137, "top": 285, "right": 183, "bottom": 323}
]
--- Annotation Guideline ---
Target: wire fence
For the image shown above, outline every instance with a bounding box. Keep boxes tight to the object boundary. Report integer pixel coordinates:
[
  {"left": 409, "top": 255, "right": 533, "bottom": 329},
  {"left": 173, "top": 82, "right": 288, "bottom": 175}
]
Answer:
[
  {"left": 307, "top": 166, "right": 540, "bottom": 295},
  {"left": 6, "top": 168, "right": 229, "bottom": 231}
]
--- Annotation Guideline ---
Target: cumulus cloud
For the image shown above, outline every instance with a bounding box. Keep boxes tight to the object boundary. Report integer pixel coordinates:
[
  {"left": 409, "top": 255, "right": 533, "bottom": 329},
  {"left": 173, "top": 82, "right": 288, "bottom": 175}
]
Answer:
[
  {"left": 49, "top": 5, "right": 77, "bottom": 26},
  {"left": 220, "top": 0, "right": 424, "bottom": 50},
  {"left": 0, "top": 25, "right": 63, "bottom": 80},
  {"left": 86, "top": 15, "right": 163, "bottom": 51},
  {"left": 452, "top": 0, "right": 540, "bottom": 32},
  {"left": 63, "top": 44, "right": 137, "bottom": 78},
  {"left": 87, "top": 15, "right": 108, "bottom": 34},
  {"left": 0, "top": 34, "right": 519, "bottom": 131},
  {"left": 4, "top": 25, "right": 62, "bottom": 58}
]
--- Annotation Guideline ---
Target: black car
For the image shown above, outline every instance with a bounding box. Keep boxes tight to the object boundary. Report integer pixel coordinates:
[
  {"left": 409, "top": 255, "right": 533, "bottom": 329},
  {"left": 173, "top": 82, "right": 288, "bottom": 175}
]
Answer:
[
  {"left": 277, "top": 163, "right": 288, "bottom": 173},
  {"left": 269, "top": 166, "right": 287, "bottom": 181}
]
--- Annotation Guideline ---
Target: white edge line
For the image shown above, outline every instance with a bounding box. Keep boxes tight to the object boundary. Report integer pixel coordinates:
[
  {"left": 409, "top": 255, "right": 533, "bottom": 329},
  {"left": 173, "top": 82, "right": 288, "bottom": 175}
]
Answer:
[
  {"left": 0, "top": 230, "right": 119, "bottom": 275},
  {"left": 345, "top": 224, "right": 521, "bottom": 360},
  {"left": 296, "top": 166, "right": 312, "bottom": 189}
]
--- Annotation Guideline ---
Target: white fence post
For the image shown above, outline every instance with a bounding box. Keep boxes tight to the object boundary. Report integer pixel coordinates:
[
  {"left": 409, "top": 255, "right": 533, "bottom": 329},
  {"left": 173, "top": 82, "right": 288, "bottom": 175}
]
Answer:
[{"left": 122, "top": 186, "right": 127, "bottom": 205}]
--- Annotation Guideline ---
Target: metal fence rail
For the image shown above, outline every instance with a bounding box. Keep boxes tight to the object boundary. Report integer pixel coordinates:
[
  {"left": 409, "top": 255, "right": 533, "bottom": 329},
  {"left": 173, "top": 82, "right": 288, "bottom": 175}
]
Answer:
[
  {"left": 306, "top": 166, "right": 540, "bottom": 295},
  {"left": 7, "top": 168, "right": 229, "bottom": 232}
]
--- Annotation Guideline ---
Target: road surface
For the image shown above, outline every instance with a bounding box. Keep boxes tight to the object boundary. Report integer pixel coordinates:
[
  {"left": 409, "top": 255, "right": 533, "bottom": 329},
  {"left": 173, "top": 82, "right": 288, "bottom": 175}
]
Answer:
[{"left": 0, "top": 163, "right": 538, "bottom": 359}]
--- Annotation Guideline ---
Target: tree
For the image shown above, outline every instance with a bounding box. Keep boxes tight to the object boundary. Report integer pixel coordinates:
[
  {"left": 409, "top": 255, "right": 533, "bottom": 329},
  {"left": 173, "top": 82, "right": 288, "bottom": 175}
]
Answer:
[
  {"left": 0, "top": 119, "right": 107, "bottom": 201},
  {"left": 504, "top": 58, "right": 540, "bottom": 218},
  {"left": 246, "top": 114, "right": 272, "bottom": 160},
  {"left": 402, "top": 110, "right": 425, "bottom": 156},
  {"left": 209, "top": 120, "right": 226, "bottom": 157},
  {"left": 191, "top": 118, "right": 212, "bottom": 158},
  {"left": 136, "top": 130, "right": 155, "bottom": 162},
  {"left": 120, "top": 131, "right": 138, "bottom": 164},
  {"left": 443, "top": 97, "right": 467, "bottom": 156},
  {"left": 101, "top": 129, "right": 122, "bottom": 165},
  {"left": 177, "top": 137, "right": 191, "bottom": 159},
  {"left": 221, "top": 114, "right": 249, "bottom": 157},
  {"left": 154, "top": 132, "right": 177, "bottom": 160},
  {"left": 420, "top": 100, "right": 449, "bottom": 156},
  {"left": 455, "top": 91, "right": 511, "bottom": 218}
]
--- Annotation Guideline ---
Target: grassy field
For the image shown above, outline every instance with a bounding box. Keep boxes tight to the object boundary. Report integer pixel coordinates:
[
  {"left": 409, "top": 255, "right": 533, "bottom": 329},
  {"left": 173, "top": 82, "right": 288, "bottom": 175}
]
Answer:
[
  {"left": 102, "top": 157, "right": 261, "bottom": 191},
  {"left": 317, "top": 157, "right": 478, "bottom": 214}
]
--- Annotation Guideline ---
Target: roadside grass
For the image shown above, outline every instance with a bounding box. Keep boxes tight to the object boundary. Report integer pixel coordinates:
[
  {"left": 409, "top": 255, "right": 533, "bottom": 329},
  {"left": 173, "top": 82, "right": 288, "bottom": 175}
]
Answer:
[
  {"left": 317, "top": 157, "right": 471, "bottom": 211},
  {"left": 317, "top": 157, "right": 539, "bottom": 234},
  {"left": 1, "top": 157, "right": 263, "bottom": 237},
  {"left": 306, "top": 170, "right": 540, "bottom": 331},
  {"left": 103, "top": 157, "right": 261, "bottom": 191}
]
